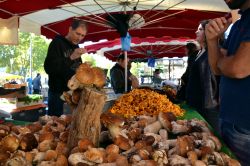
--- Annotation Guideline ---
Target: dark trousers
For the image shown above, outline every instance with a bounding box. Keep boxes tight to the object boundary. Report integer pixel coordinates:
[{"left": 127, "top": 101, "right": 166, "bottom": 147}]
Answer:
[
  {"left": 28, "top": 86, "right": 32, "bottom": 94},
  {"left": 48, "top": 90, "right": 64, "bottom": 117},
  {"left": 33, "top": 89, "right": 40, "bottom": 94},
  {"left": 220, "top": 119, "right": 250, "bottom": 166},
  {"left": 203, "top": 107, "right": 220, "bottom": 133}
]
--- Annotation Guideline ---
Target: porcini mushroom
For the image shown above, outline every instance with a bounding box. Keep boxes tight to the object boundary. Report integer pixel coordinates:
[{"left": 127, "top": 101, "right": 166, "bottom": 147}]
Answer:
[{"left": 100, "top": 113, "right": 125, "bottom": 139}]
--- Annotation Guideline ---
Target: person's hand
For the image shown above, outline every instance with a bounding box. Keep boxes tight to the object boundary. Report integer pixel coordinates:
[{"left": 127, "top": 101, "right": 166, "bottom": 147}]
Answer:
[
  {"left": 130, "top": 75, "right": 139, "bottom": 88},
  {"left": 70, "top": 48, "right": 87, "bottom": 60},
  {"left": 205, "top": 17, "right": 232, "bottom": 42}
]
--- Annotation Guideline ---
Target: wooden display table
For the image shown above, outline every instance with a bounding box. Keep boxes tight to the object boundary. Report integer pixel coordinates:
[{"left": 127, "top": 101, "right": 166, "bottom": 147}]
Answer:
[
  {"left": 10, "top": 103, "right": 46, "bottom": 122},
  {"left": 12, "top": 103, "right": 46, "bottom": 113}
]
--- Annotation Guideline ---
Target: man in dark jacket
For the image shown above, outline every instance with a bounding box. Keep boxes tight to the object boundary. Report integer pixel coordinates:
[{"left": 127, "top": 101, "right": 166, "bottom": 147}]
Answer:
[
  {"left": 32, "top": 73, "right": 42, "bottom": 94},
  {"left": 110, "top": 54, "right": 139, "bottom": 94},
  {"left": 44, "top": 19, "right": 87, "bottom": 116}
]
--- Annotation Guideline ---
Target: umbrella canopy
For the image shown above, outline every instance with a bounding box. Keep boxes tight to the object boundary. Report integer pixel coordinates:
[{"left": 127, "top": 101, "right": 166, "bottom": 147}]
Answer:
[
  {"left": 85, "top": 36, "right": 194, "bottom": 61},
  {"left": 0, "top": 0, "right": 83, "bottom": 18},
  {"left": 1, "top": 0, "right": 229, "bottom": 42}
]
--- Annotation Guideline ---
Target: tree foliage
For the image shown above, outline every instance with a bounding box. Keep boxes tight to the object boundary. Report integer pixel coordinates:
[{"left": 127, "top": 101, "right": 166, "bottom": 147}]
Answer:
[
  {"left": 0, "top": 32, "right": 49, "bottom": 78},
  {"left": 81, "top": 54, "right": 97, "bottom": 66}
]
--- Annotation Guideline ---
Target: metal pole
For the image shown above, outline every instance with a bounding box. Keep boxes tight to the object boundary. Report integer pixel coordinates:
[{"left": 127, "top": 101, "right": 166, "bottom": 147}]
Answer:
[
  {"left": 30, "top": 35, "right": 33, "bottom": 79},
  {"left": 168, "top": 60, "right": 171, "bottom": 80},
  {"left": 125, "top": 51, "right": 128, "bottom": 92}
]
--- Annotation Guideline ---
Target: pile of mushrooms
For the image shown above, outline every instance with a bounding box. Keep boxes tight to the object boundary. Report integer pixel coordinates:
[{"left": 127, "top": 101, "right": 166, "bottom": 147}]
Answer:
[
  {"left": 0, "top": 115, "right": 71, "bottom": 166},
  {"left": 0, "top": 112, "right": 241, "bottom": 166},
  {"left": 66, "top": 112, "right": 241, "bottom": 166}
]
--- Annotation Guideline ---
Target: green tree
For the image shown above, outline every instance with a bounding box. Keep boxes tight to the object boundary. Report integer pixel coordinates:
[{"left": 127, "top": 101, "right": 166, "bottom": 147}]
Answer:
[
  {"left": 81, "top": 54, "right": 96, "bottom": 66},
  {"left": 0, "top": 32, "right": 49, "bottom": 78}
]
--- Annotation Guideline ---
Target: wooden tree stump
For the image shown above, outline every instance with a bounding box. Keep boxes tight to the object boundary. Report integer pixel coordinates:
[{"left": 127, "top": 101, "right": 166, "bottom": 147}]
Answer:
[{"left": 67, "top": 87, "right": 106, "bottom": 150}]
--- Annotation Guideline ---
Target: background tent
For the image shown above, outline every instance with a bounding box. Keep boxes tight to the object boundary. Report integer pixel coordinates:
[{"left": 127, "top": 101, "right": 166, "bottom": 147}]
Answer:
[{"left": 85, "top": 36, "right": 194, "bottom": 61}]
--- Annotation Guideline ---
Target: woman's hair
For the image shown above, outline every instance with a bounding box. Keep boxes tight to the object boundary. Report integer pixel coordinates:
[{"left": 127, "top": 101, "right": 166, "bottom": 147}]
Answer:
[
  {"left": 199, "top": 20, "right": 209, "bottom": 47},
  {"left": 186, "top": 42, "right": 198, "bottom": 56},
  {"left": 200, "top": 20, "right": 209, "bottom": 29}
]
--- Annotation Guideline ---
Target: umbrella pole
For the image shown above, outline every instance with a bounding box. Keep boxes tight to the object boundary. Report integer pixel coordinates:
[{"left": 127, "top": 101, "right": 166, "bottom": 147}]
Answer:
[{"left": 125, "top": 51, "right": 128, "bottom": 92}]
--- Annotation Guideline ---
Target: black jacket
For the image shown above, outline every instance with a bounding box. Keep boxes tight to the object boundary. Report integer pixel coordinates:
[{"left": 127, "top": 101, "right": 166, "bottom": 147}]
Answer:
[
  {"left": 177, "top": 50, "right": 198, "bottom": 100},
  {"left": 110, "top": 63, "right": 132, "bottom": 94},
  {"left": 44, "top": 35, "right": 82, "bottom": 94},
  {"left": 186, "top": 50, "right": 219, "bottom": 114}
]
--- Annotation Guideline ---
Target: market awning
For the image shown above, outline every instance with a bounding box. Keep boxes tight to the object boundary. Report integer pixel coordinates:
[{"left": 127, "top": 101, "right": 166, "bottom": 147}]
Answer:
[
  {"left": 0, "top": 0, "right": 83, "bottom": 19},
  {"left": 0, "top": 0, "right": 229, "bottom": 42},
  {"left": 85, "top": 36, "right": 194, "bottom": 61}
]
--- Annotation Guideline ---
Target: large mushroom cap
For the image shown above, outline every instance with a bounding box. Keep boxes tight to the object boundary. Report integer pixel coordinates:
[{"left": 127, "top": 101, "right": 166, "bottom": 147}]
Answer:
[
  {"left": 158, "top": 112, "right": 176, "bottom": 131},
  {"left": 176, "top": 135, "right": 195, "bottom": 157},
  {"left": 92, "top": 67, "right": 106, "bottom": 88},
  {"left": 76, "top": 63, "right": 94, "bottom": 85},
  {"left": 67, "top": 75, "right": 80, "bottom": 90},
  {"left": 100, "top": 113, "right": 125, "bottom": 128},
  {"left": 1, "top": 134, "right": 20, "bottom": 152}
]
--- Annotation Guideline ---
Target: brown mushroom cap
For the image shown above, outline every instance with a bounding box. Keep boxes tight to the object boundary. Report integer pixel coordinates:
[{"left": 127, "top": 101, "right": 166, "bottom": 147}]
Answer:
[
  {"left": 187, "top": 151, "right": 198, "bottom": 165},
  {"left": 114, "top": 135, "right": 132, "bottom": 151},
  {"left": 1, "top": 134, "right": 20, "bottom": 152},
  {"left": 59, "top": 131, "right": 69, "bottom": 143},
  {"left": 11, "top": 126, "right": 31, "bottom": 135},
  {"left": 0, "top": 151, "right": 11, "bottom": 163},
  {"left": 68, "top": 75, "right": 80, "bottom": 90},
  {"left": 44, "top": 150, "right": 58, "bottom": 161},
  {"left": 176, "top": 135, "right": 195, "bottom": 157},
  {"left": 78, "top": 62, "right": 91, "bottom": 70},
  {"left": 63, "top": 91, "right": 74, "bottom": 106},
  {"left": 78, "top": 138, "right": 94, "bottom": 152},
  {"left": 20, "top": 133, "right": 38, "bottom": 151},
  {"left": 39, "top": 132, "right": 54, "bottom": 143},
  {"left": 59, "top": 114, "right": 72, "bottom": 126},
  {"left": 208, "top": 135, "right": 222, "bottom": 151},
  {"left": 106, "top": 153, "right": 121, "bottom": 163},
  {"left": 76, "top": 63, "right": 94, "bottom": 85},
  {"left": 105, "top": 144, "right": 120, "bottom": 154},
  {"left": 55, "top": 142, "right": 69, "bottom": 156},
  {"left": 56, "top": 154, "right": 68, "bottom": 166},
  {"left": 127, "top": 128, "right": 142, "bottom": 142},
  {"left": 72, "top": 89, "right": 82, "bottom": 104},
  {"left": 115, "top": 155, "right": 129, "bottom": 166},
  {"left": 26, "top": 122, "right": 42, "bottom": 133},
  {"left": 100, "top": 113, "right": 125, "bottom": 128},
  {"left": 83, "top": 147, "right": 106, "bottom": 164},
  {"left": 158, "top": 112, "right": 176, "bottom": 131},
  {"left": 0, "top": 124, "right": 10, "bottom": 138},
  {"left": 92, "top": 67, "right": 106, "bottom": 88}
]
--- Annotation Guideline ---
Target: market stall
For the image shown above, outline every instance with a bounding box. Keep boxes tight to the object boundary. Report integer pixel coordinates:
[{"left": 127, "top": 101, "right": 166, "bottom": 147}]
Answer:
[
  {"left": 0, "top": 63, "right": 240, "bottom": 165},
  {"left": 0, "top": 85, "right": 46, "bottom": 121}
]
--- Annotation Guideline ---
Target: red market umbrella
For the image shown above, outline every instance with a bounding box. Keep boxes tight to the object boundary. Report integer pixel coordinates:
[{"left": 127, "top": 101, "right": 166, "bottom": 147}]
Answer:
[
  {"left": 85, "top": 36, "right": 192, "bottom": 61},
  {"left": 0, "top": 0, "right": 83, "bottom": 19},
  {"left": 1, "top": 0, "right": 228, "bottom": 42},
  {"left": 41, "top": 9, "right": 226, "bottom": 42}
]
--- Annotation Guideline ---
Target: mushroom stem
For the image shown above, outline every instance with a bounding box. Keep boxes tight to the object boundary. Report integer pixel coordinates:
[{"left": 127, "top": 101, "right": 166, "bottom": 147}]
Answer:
[
  {"left": 108, "top": 125, "right": 122, "bottom": 139},
  {"left": 144, "top": 121, "right": 162, "bottom": 134}
]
